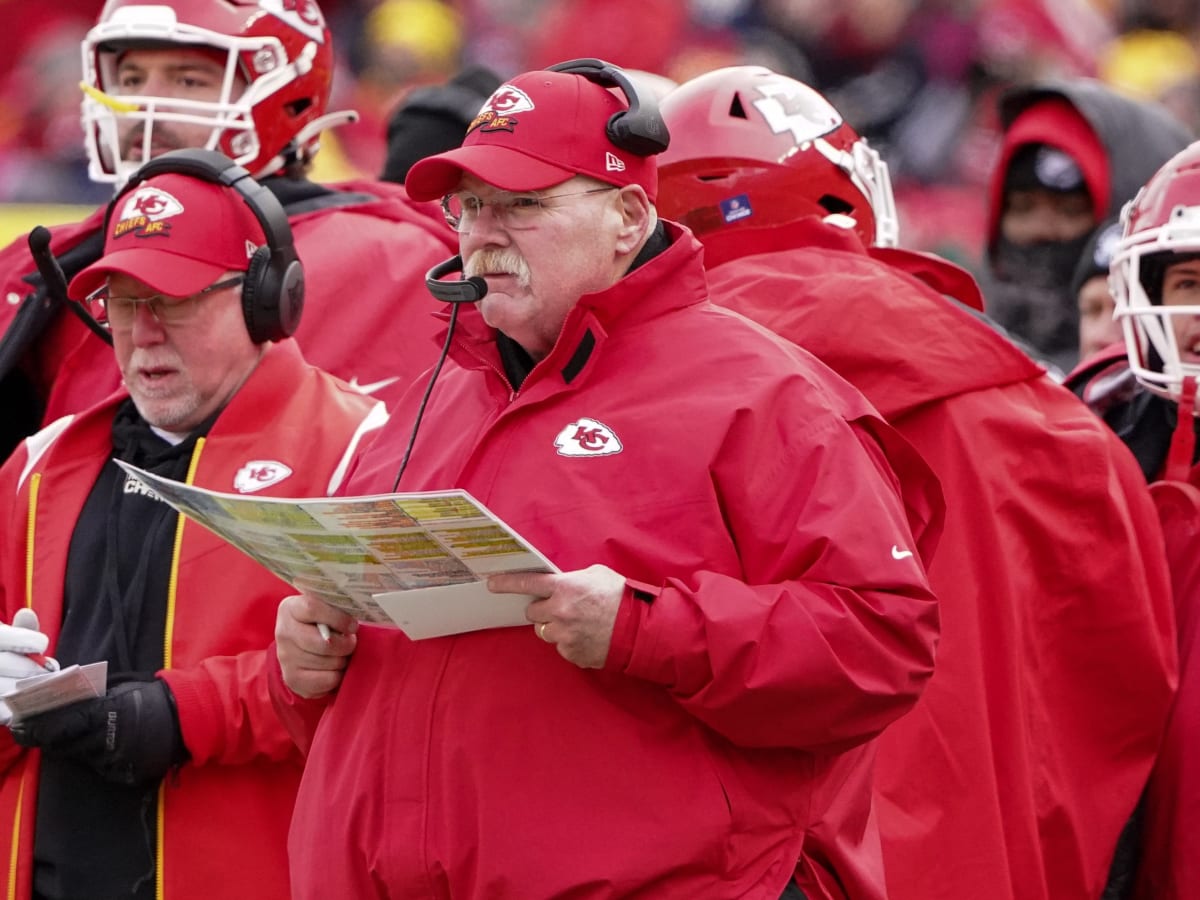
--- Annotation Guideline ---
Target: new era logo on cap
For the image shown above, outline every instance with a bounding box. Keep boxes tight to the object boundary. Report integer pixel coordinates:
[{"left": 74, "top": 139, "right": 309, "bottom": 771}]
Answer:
[{"left": 605, "top": 152, "right": 625, "bottom": 173}]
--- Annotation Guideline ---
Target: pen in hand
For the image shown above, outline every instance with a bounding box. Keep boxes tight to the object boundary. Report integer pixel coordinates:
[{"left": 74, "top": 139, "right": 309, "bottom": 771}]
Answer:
[{"left": 25, "top": 653, "right": 58, "bottom": 672}]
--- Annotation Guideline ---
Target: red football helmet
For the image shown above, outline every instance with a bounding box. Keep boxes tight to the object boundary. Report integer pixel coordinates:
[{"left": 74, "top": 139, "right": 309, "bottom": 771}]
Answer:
[
  {"left": 656, "top": 65, "right": 898, "bottom": 248},
  {"left": 81, "top": 0, "right": 341, "bottom": 185},
  {"left": 1110, "top": 141, "right": 1200, "bottom": 409}
]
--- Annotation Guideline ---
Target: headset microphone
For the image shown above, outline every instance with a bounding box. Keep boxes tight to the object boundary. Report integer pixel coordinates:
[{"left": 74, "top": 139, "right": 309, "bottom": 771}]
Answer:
[
  {"left": 396, "top": 256, "right": 485, "bottom": 491},
  {"left": 28, "top": 225, "right": 113, "bottom": 346},
  {"left": 425, "top": 256, "right": 488, "bottom": 304}
]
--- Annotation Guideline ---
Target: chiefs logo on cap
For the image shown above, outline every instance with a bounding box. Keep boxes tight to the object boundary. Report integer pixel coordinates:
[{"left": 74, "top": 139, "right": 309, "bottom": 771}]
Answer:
[
  {"left": 113, "top": 186, "right": 185, "bottom": 240},
  {"left": 469, "top": 85, "right": 535, "bottom": 135}
]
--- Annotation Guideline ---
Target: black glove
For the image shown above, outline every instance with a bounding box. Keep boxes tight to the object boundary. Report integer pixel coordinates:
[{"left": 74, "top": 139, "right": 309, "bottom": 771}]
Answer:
[{"left": 11, "top": 678, "right": 189, "bottom": 786}]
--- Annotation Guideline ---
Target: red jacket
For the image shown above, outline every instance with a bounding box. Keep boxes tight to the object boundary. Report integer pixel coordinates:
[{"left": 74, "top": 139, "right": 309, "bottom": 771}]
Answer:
[
  {"left": 0, "top": 177, "right": 457, "bottom": 429},
  {"left": 280, "top": 224, "right": 944, "bottom": 899},
  {"left": 702, "top": 218, "right": 1176, "bottom": 900},
  {"left": 0, "top": 340, "right": 384, "bottom": 900},
  {"left": 1136, "top": 476, "right": 1200, "bottom": 900}
]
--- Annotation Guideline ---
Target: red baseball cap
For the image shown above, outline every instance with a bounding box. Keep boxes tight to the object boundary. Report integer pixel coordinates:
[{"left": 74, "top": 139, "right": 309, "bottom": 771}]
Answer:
[
  {"left": 69, "top": 172, "right": 266, "bottom": 299},
  {"left": 405, "top": 69, "right": 659, "bottom": 202}
]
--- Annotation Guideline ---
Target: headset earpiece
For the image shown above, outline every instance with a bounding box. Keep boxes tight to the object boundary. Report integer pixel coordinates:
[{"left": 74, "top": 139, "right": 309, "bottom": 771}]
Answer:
[
  {"left": 105, "top": 147, "right": 304, "bottom": 343},
  {"left": 241, "top": 244, "right": 304, "bottom": 343},
  {"left": 545, "top": 58, "right": 669, "bottom": 157}
]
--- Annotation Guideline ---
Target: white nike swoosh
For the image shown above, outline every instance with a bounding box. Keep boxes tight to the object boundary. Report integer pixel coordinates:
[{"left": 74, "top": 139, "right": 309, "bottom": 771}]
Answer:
[
  {"left": 347, "top": 375, "right": 401, "bottom": 396},
  {"left": 891, "top": 545, "right": 914, "bottom": 560}
]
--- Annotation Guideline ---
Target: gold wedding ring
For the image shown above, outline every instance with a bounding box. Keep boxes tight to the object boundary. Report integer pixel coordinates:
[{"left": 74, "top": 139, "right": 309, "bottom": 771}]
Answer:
[{"left": 537, "top": 622, "right": 550, "bottom": 641}]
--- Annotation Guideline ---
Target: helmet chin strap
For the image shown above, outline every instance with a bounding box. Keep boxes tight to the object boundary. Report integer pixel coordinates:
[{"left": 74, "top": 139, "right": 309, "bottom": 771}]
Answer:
[{"left": 1165, "top": 375, "right": 1198, "bottom": 481}]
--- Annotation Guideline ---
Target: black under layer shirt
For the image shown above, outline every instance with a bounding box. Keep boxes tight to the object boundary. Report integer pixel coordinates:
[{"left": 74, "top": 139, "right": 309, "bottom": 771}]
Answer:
[
  {"left": 1101, "top": 388, "right": 1200, "bottom": 482},
  {"left": 34, "top": 399, "right": 210, "bottom": 900}
]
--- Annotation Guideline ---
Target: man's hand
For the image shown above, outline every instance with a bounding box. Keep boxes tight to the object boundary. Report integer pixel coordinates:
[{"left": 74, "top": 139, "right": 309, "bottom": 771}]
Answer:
[
  {"left": 10, "top": 678, "right": 187, "bottom": 786},
  {"left": 276, "top": 594, "right": 358, "bottom": 699},
  {"left": 492, "top": 564, "right": 625, "bottom": 668},
  {"left": 0, "top": 609, "right": 59, "bottom": 725}
]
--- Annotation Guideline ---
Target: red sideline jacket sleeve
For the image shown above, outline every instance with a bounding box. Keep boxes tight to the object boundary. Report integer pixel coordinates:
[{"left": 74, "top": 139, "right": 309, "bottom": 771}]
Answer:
[
  {"left": 1137, "top": 479, "right": 1200, "bottom": 900},
  {"left": 605, "top": 406, "right": 942, "bottom": 751}
]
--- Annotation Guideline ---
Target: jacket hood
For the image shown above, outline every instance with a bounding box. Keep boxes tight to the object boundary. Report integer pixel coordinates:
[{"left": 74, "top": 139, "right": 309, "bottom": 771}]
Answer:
[
  {"left": 987, "top": 79, "right": 1194, "bottom": 254},
  {"left": 703, "top": 218, "right": 1046, "bottom": 418}
]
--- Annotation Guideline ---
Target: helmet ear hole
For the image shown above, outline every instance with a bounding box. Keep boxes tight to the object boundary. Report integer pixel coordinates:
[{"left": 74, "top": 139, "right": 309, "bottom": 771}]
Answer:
[{"left": 819, "top": 195, "right": 855, "bottom": 216}]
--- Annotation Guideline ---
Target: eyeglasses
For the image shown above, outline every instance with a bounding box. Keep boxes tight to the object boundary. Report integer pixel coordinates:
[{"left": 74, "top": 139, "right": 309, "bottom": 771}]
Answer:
[
  {"left": 440, "top": 187, "right": 617, "bottom": 233},
  {"left": 87, "top": 275, "right": 244, "bottom": 331}
]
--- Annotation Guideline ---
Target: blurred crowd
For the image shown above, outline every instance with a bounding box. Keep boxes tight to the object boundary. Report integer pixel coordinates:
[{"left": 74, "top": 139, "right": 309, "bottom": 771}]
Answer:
[{"left": 2, "top": 0, "right": 1199, "bottom": 273}]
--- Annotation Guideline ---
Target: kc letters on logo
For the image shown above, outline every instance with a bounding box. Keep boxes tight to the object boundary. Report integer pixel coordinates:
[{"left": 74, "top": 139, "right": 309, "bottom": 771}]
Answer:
[
  {"left": 233, "top": 460, "right": 294, "bottom": 493},
  {"left": 553, "top": 418, "right": 623, "bottom": 457}
]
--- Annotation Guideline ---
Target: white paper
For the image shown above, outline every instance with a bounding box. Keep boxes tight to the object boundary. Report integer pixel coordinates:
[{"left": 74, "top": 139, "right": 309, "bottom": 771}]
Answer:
[
  {"left": 114, "top": 461, "right": 558, "bottom": 639},
  {"left": 3, "top": 661, "right": 108, "bottom": 722},
  {"left": 373, "top": 583, "right": 537, "bottom": 639}
]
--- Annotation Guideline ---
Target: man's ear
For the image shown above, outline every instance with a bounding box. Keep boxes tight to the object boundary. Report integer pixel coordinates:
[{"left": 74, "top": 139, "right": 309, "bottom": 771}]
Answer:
[{"left": 613, "top": 186, "right": 653, "bottom": 255}]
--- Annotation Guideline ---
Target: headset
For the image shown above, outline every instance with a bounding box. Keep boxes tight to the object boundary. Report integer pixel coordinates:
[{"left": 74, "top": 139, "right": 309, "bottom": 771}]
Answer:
[
  {"left": 105, "top": 148, "right": 304, "bottom": 344},
  {"left": 545, "top": 58, "right": 670, "bottom": 157}
]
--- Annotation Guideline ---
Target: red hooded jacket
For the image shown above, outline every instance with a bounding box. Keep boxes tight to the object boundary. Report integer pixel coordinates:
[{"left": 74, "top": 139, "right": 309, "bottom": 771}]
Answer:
[
  {"left": 1067, "top": 353, "right": 1200, "bottom": 900},
  {"left": 278, "top": 224, "right": 945, "bottom": 899},
  {"left": 1135, "top": 476, "right": 1200, "bottom": 900},
  {"left": 0, "top": 340, "right": 384, "bottom": 900},
  {"left": 702, "top": 217, "right": 1176, "bottom": 900}
]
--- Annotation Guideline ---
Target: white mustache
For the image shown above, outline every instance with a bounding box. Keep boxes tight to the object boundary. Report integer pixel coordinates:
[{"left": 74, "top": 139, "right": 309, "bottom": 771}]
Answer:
[{"left": 464, "top": 249, "right": 531, "bottom": 288}]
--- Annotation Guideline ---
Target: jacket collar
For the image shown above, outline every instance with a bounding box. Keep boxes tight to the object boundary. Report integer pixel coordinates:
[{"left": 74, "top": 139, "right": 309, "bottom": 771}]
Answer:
[{"left": 451, "top": 221, "right": 708, "bottom": 388}]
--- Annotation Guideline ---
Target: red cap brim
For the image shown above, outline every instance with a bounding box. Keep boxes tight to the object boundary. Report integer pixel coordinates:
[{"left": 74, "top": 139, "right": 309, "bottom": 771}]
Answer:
[
  {"left": 69, "top": 249, "right": 230, "bottom": 300},
  {"left": 406, "top": 145, "right": 578, "bottom": 201}
]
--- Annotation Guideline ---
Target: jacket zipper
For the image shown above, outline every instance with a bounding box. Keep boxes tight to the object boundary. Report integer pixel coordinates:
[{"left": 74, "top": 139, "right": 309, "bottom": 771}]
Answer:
[
  {"left": 155, "top": 438, "right": 205, "bottom": 900},
  {"left": 6, "top": 474, "right": 42, "bottom": 900}
]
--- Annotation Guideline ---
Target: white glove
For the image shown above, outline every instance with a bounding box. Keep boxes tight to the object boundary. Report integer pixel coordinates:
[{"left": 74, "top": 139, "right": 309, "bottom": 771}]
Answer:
[{"left": 0, "top": 609, "right": 59, "bottom": 725}]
